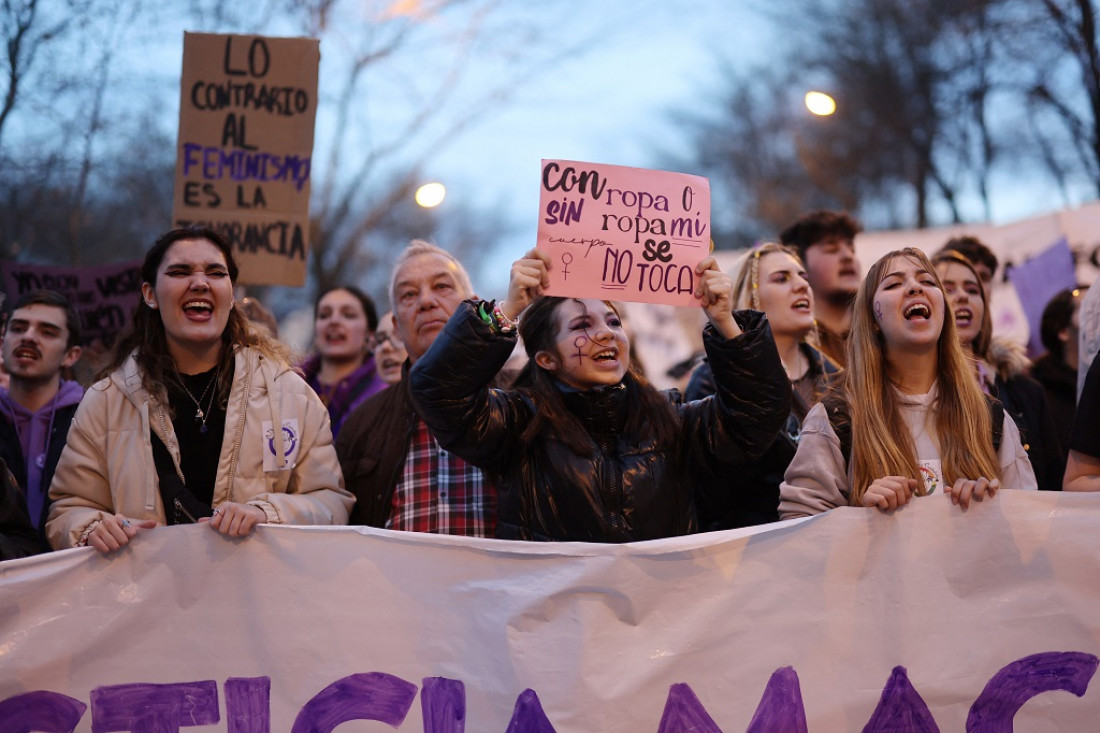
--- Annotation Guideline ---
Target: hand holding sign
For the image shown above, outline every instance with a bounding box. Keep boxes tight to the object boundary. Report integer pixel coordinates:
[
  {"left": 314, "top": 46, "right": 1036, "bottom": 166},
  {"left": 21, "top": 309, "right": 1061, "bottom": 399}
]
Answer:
[
  {"left": 537, "top": 159, "right": 711, "bottom": 307},
  {"left": 694, "top": 257, "right": 741, "bottom": 339},
  {"left": 502, "top": 248, "right": 552, "bottom": 321}
]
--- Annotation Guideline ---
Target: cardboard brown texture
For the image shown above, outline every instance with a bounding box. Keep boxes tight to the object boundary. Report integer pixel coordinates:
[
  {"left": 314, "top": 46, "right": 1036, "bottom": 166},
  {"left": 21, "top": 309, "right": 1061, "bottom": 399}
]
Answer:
[{"left": 172, "top": 32, "right": 318, "bottom": 286}]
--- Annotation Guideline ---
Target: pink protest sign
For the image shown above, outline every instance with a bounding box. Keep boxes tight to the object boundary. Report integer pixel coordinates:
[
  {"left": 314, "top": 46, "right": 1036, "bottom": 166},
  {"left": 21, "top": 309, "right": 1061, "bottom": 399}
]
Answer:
[{"left": 536, "top": 160, "right": 711, "bottom": 306}]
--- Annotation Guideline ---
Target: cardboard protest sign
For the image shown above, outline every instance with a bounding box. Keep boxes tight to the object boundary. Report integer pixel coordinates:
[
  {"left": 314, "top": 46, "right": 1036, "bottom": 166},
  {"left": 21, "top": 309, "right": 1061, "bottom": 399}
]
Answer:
[
  {"left": 537, "top": 160, "right": 711, "bottom": 306},
  {"left": 0, "top": 260, "right": 141, "bottom": 344},
  {"left": 172, "top": 32, "right": 318, "bottom": 286},
  {"left": 4, "top": 492, "right": 1099, "bottom": 730}
]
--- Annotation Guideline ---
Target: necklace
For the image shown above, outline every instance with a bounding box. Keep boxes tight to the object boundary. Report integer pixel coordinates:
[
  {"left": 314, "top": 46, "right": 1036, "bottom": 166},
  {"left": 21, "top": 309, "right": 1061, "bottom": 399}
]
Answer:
[{"left": 174, "top": 367, "right": 220, "bottom": 434}]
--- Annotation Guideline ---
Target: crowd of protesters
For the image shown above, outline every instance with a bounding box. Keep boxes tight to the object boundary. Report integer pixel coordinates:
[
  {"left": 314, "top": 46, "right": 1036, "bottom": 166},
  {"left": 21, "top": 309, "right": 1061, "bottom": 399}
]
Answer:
[{"left": 1, "top": 214, "right": 1098, "bottom": 560}]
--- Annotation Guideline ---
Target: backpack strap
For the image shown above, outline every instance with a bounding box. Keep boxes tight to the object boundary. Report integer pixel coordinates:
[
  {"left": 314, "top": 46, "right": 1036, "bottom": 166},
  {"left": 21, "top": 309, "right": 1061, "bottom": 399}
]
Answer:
[
  {"left": 827, "top": 402, "right": 853, "bottom": 468},
  {"left": 987, "top": 395, "right": 1003, "bottom": 454}
]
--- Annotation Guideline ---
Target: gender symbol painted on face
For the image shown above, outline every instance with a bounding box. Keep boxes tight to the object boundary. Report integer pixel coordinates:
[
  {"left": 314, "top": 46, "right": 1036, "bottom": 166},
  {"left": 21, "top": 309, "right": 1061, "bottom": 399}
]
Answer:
[
  {"left": 874, "top": 300, "right": 884, "bottom": 321},
  {"left": 573, "top": 335, "right": 588, "bottom": 366}
]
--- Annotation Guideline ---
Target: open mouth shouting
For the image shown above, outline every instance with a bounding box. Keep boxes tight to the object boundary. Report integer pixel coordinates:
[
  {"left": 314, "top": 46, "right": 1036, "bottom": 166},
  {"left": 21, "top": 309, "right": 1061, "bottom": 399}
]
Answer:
[
  {"left": 903, "top": 302, "right": 932, "bottom": 321},
  {"left": 953, "top": 306, "right": 973, "bottom": 328},
  {"left": 322, "top": 329, "right": 348, "bottom": 345},
  {"left": 182, "top": 299, "right": 214, "bottom": 320},
  {"left": 591, "top": 347, "right": 620, "bottom": 365},
  {"left": 792, "top": 297, "right": 812, "bottom": 313}
]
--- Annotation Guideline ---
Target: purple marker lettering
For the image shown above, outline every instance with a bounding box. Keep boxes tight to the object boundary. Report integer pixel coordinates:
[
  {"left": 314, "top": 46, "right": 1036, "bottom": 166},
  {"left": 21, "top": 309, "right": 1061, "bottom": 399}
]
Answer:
[
  {"left": 967, "top": 651, "right": 1099, "bottom": 732},
  {"left": 422, "top": 677, "right": 465, "bottom": 733},
  {"left": 90, "top": 681, "right": 219, "bottom": 733},
  {"left": 225, "top": 677, "right": 270, "bottom": 733},
  {"left": 291, "top": 673, "right": 416, "bottom": 733},
  {"left": 504, "top": 690, "right": 556, "bottom": 733},
  {"left": 656, "top": 683, "right": 722, "bottom": 733},
  {"left": 746, "top": 667, "right": 809, "bottom": 733},
  {"left": 0, "top": 690, "right": 87, "bottom": 733},
  {"left": 863, "top": 666, "right": 938, "bottom": 732}
]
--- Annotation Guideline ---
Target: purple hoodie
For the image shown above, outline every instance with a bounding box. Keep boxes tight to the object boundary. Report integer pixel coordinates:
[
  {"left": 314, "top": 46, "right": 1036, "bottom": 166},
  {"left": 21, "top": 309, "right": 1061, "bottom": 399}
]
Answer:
[
  {"left": 299, "top": 354, "right": 387, "bottom": 438},
  {"left": 0, "top": 379, "right": 84, "bottom": 526}
]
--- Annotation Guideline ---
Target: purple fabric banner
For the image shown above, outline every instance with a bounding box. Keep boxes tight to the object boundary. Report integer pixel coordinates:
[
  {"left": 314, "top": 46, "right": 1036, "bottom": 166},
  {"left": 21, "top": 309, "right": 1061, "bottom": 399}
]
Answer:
[{"left": 1006, "top": 237, "right": 1077, "bottom": 356}]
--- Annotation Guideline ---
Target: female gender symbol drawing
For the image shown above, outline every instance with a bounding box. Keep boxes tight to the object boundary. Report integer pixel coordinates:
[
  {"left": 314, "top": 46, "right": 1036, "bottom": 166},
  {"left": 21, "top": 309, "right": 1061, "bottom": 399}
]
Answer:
[{"left": 561, "top": 252, "right": 573, "bottom": 281}]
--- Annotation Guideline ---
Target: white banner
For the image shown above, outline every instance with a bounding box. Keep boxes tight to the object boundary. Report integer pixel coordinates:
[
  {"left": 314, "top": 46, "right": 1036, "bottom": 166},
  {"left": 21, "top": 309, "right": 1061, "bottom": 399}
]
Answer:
[{"left": 2, "top": 492, "right": 1099, "bottom": 731}]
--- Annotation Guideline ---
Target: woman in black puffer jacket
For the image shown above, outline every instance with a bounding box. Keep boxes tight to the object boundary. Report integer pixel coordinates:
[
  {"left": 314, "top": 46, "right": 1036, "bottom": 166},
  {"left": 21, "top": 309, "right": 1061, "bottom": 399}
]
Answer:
[{"left": 409, "top": 248, "right": 791, "bottom": 542}]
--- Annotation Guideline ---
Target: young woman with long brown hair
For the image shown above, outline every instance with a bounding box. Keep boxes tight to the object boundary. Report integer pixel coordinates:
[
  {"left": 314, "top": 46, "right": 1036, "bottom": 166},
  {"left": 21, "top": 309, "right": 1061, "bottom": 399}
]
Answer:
[{"left": 779, "top": 248, "right": 1036, "bottom": 517}]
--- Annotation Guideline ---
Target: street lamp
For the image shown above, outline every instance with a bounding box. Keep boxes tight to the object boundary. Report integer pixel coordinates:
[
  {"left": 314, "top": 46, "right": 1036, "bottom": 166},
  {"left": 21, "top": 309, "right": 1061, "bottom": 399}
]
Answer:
[
  {"left": 415, "top": 182, "right": 446, "bottom": 208},
  {"left": 804, "top": 91, "right": 837, "bottom": 117}
]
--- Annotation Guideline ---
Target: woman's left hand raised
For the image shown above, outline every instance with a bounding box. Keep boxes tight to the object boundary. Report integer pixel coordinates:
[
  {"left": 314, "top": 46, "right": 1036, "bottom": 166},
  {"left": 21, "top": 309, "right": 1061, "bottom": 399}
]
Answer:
[
  {"left": 948, "top": 476, "right": 999, "bottom": 510},
  {"left": 206, "top": 502, "right": 267, "bottom": 537},
  {"left": 500, "top": 248, "right": 552, "bottom": 321},
  {"left": 695, "top": 256, "right": 742, "bottom": 339}
]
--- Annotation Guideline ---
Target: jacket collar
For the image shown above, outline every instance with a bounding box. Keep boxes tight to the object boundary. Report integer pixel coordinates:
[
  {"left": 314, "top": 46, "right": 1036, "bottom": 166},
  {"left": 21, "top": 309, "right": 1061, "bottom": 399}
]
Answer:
[{"left": 557, "top": 380, "right": 629, "bottom": 440}]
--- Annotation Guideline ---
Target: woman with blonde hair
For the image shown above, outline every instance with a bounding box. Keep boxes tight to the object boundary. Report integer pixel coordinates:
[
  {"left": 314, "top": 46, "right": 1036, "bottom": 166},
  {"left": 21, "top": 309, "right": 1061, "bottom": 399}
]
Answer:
[
  {"left": 687, "top": 242, "right": 838, "bottom": 529},
  {"left": 779, "top": 248, "right": 1036, "bottom": 517},
  {"left": 689, "top": 242, "right": 837, "bottom": 429}
]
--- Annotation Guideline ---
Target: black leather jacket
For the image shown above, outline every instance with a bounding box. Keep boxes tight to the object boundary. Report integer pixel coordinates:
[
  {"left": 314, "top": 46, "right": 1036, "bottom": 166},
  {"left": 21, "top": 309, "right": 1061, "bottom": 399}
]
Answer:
[{"left": 409, "top": 301, "right": 791, "bottom": 542}]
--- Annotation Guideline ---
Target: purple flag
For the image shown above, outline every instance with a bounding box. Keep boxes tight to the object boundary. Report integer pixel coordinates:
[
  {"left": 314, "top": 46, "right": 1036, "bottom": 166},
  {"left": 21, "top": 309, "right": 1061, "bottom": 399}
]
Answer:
[{"left": 1007, "top": 237, "right": 1077, "bottom": 356}]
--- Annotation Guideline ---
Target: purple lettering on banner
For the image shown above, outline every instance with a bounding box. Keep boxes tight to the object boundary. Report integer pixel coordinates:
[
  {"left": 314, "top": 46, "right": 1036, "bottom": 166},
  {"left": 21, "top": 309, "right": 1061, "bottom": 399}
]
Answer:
[
  {"left": 421, "top": 677, "right": 465, "bottom": 733},
  {"left": 966, "top": 651, "right": 1099, "bottom": 732},
  {"left": 90, "top": 681, "right": 219, "bottom": 733},
  {"left": 745, "top": 666, "right": 808, "bottom": 733},
  {"left": 504, "top": 689, "right": 556, "bottom": 733},
  {"left": 656, "top": 683, "right": 722, "bottom": 733},
  {"left": 863, "top": 666, "right": 938, "bottom": 732},
  {"left": 0, "top": 690, "right": 87, "bottom": 733},
  {"left": 290, "top": 673, "right": 416, "bottom": 733},
  {"left": 225, "top": 677, "right": 270, "bottom": 733}
]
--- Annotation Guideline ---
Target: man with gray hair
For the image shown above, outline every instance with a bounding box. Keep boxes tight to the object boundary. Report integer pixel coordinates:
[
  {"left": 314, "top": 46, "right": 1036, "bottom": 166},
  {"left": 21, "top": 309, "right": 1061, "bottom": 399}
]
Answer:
[{"left": 336, "top": 240, "right": 496, "bottom": 535}]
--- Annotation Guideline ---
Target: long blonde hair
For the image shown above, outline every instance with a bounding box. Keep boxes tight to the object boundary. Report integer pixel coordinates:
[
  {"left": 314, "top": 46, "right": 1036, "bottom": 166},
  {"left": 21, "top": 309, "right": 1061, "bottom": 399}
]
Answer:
[{"left": 838, "top": 248, "right": 999, "bottom": 504}]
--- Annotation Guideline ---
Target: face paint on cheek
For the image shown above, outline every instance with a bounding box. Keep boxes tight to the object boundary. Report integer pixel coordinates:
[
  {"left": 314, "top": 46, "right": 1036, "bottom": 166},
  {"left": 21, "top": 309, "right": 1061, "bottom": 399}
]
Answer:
[
  {"left": 874, "top": 300, "right": 883, "bottom": 321},
  {"left": 573, "top": 335, "right": 588, "bottom": 366}
]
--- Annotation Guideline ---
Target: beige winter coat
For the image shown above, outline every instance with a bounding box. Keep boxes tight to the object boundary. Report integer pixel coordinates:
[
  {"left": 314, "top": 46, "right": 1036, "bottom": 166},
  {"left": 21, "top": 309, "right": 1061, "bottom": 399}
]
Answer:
[{"left": 47, "top": 347, "right": 352, "bottom": 549}]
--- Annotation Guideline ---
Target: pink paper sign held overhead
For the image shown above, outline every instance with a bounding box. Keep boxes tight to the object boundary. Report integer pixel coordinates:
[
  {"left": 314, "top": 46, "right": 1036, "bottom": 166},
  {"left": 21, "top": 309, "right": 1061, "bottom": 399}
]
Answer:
[{"left": 537, "top": 160, "right": 712, "bottom": 306}]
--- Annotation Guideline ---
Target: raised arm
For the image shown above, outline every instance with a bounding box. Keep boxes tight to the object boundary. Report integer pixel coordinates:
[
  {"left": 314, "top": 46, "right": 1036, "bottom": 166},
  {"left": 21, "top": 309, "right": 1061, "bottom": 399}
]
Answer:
[
  {"left": 681, "top": 258, "right": 791, "bottom": 468},
  {"left": 694, "top": 256, "right": 742, "bottom": 340},
  {"left": 409, "top": 251, "right": 542, "bottom": 467},
  {"left": 499, "top": 247, "right": 551, "bottom": 322}
]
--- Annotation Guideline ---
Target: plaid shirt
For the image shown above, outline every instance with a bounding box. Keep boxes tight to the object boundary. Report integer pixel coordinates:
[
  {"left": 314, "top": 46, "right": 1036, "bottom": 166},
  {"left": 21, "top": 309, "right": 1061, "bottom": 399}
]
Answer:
[{"left": 386, "top": 418, "right": 496, "bottom": 536}]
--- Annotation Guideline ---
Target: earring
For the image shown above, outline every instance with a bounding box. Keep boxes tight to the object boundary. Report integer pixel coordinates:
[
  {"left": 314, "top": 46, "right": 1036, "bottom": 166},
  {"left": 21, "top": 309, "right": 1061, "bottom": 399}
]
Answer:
[{"left": 146, "top": 301, "right": 157, "bottom": 309}]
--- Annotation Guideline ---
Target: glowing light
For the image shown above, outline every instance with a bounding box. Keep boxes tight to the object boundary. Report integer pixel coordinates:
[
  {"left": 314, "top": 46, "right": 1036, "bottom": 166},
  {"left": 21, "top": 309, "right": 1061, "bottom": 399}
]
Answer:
[
  {"left": 415, "top": 182, "right": 446, "bottom": 208},
  {"left": 805, "top": 91, "right": 837, "bottom": 116}
]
